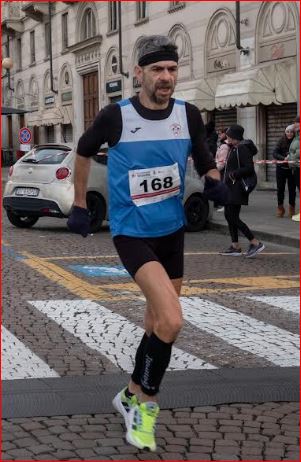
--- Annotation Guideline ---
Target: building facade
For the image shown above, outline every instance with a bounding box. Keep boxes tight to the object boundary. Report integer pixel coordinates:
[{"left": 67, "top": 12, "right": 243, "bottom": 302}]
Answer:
[{"left": 1, "top": 1, "right": 299, "bottom": 186}]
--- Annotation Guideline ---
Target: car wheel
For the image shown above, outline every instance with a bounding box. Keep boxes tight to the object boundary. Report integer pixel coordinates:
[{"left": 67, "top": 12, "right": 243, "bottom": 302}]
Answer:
[
  {"left": 86, "top": 192, "right": 106, "bottom": 233},
  {"left": 184, "top": 194, "right": 209, "bottom": 232},
  {"left": 6, "top": 211, "right": 39, "bottom": 228}
]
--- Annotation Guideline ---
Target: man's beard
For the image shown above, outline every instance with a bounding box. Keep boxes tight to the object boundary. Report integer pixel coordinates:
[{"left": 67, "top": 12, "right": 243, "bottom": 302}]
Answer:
[{"left": 149, "top": 84, "right": 174, "bottom": 105}]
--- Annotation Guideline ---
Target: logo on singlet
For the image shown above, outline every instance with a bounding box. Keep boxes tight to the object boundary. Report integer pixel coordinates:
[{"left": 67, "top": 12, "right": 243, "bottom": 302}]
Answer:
[
  {"left": 130, "top": 127, "right": 142, "bottom": 134},
  {"left": 170, "top": 123, "right": 181, "bottom": 137}
]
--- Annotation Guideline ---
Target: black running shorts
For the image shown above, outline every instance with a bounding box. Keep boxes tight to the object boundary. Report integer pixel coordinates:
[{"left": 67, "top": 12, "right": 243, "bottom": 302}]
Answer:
[{"left": 113, "top": 227, "right": 185, "bottom": 279}]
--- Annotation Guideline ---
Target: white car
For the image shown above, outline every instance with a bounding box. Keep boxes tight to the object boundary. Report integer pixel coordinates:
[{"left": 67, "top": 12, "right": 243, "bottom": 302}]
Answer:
[{"left": 3, "top": 144, "right": 212, "bottom": 233}]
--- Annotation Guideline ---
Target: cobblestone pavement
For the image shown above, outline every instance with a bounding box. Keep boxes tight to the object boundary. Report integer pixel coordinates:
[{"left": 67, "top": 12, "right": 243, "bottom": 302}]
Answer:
[
  {"left": 2, "top": 403, "right": 299, "bottom": 461},
  {"left": 2, "top": 214, "right": 300, "bottom": 460}
]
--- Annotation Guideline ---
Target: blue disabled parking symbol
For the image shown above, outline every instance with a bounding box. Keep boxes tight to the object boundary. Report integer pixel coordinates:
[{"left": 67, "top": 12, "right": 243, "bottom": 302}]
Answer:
[{"left": 69, "top": 264, "right": 129, "bottom": 277}]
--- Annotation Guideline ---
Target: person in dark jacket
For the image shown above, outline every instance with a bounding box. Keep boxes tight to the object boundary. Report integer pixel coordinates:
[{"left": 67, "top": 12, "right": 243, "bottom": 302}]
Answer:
[
  {"left": 289, "top": 115, "right": 300, "bottom": 222},
  {"left": 273, "top": 125, "right": 296, "bottom": 217},
  {"left": 220, "top": 124, "right": 265, "bottom": 258},
  {"left": 205, "top": 120, "right": 218, "bottom": 157}
]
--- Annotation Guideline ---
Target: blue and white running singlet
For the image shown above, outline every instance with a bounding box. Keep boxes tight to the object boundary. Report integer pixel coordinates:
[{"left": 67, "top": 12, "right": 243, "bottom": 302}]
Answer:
[{"left": 108, "top": 99, "right": 192, "bottom": 237}]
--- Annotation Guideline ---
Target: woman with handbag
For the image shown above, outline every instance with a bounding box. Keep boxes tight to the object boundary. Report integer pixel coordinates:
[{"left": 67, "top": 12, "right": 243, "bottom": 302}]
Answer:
[{"left": 220, "top": 124, "right": 265, "bottom": 258}]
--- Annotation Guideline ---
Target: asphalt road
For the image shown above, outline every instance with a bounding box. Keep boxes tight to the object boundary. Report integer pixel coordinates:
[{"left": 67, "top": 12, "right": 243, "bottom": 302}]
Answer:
[{"left": 2, "top": 215, "right": 299, "bottom": 461}]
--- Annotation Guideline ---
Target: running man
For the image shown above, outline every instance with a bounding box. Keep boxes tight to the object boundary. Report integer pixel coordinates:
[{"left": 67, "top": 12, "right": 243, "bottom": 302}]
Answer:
[{"left": 68, "top": 35, "right": 227, "bottom": 451}]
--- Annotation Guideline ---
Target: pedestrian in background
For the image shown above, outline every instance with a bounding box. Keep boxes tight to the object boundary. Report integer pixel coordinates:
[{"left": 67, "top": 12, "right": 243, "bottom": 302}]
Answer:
[
  {"left": 217, "top": 127, "right": 228, "bottom": 148},
  {"left": 205, "top": 120, "right": 218, "bottom": 157},
  {"left": 215, "top": 139, "right": 230, "bottom": 172},
  {"left": 215, "top": 137, "right": 230, "bottom": 212},
  {"left": 272, "top": 125, "right": 296, "bottom": 218},
  {"left": 220, "top": 124, "right": 265, "bottom": 258},
  {"left": 289, "top": 116, "right": 300, "bottom": 222},
  {"left": 67, "top": 35, "right": 226, "bottom": 451}
]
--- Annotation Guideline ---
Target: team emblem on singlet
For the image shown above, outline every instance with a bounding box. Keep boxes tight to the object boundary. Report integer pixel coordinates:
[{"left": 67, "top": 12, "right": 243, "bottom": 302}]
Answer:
[
  {"left": 129, "top": 163, "right": 181, "bottom": 207},
  {"left": 170, "top": 123, "right": 182, "bottom": 137}
]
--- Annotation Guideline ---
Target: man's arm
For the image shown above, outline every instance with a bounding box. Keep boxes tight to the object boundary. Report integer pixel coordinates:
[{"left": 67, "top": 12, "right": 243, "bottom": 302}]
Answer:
[
  {"left": 67, "top": 154, "right": 91, "bottom": 237},
  {"left": 73, "top": 154, "right": 91, "bottom": 209},
  {"left": 185, "top": 103, "right": 220, "bottom": 180},
  {"left": 72, "top": 103, "right": 122, "bottom": 210},
  {"left": 67, "top": 104, "right": 121, "bottom": 236}
]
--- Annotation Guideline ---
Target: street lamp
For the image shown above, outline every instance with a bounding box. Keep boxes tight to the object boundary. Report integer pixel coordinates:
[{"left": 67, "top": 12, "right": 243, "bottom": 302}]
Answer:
[
  {"left": 2, "top": 57, "right": 14, "bottom": 91},
  {"left": 2, "top": 57, "right": 13, "bottom": 71}
]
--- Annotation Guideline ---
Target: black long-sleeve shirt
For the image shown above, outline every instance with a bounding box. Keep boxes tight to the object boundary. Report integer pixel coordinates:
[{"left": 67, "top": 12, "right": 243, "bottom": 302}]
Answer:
[{"left": 77, "top": 96, "right": 216, "bottom": 178}]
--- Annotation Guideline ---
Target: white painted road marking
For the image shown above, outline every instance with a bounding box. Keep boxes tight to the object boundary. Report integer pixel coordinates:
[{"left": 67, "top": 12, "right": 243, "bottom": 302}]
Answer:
[
  {"left": 1, "top": 326, "right": 59, "bottom": 380},
  {"left": 29, "top": 300, "right": 216, "bottom": 373},
  {"left": 4, "top": 295, "right": 299, "bottom": 381},
  {"left": 246, "top": 296, "right": 299, "bottom": 314},
  {"left": 180, "top": 297, "right": 299, "bottom": 367}
]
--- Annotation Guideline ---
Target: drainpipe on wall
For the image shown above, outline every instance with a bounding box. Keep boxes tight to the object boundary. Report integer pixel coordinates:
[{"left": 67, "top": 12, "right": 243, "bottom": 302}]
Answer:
[
  {"left": 48, "top": 2, "right": 58, "bottom": 94},
  {"left": 235, "top": 1, "right": 249, "bottom": 55},
  {"left": 118, "top": 1, "right": 129, "bottom": 78},
  {"left": 6, "top": 35, "right": 14, "bottom": 92}
]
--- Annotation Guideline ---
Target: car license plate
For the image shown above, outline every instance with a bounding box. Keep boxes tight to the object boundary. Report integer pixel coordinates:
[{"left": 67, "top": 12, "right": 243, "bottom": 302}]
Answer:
[{"left": 15, "top": 187, "right": 39, "bottom": 197}]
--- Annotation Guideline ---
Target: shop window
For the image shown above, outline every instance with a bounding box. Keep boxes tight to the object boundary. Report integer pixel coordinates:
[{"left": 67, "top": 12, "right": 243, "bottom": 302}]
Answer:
[
  {"left": 81, "top": 8, "right": 96, "bottom": 40},
  {"left": 45, "top": 125, "right": 55, "bottom": 143},
  {"left": 109, "top": 95, "right": 122, "bottom": 103},
  {"left": 61, "top": 124, "right": 73, "bottom": 143}
]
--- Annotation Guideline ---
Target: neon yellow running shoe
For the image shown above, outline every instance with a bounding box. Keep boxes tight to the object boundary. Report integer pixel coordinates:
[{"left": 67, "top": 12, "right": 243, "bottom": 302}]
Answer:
[
  {"left": 126, "top": 401, "right": 159, "bottom": 452},
  {"left": 112, "top": 388, "right": 138, "bottom": 428}
]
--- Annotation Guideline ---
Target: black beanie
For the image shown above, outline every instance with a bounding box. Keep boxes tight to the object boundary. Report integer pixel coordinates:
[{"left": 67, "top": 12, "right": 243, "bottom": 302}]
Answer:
[{"left": 226, "top": 125, "right": 244, "bottom": 141}]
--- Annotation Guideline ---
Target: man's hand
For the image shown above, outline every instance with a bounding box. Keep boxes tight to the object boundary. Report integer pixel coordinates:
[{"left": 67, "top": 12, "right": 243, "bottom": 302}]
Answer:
[
  {"left": 203, "top": 177, "right": 229, "bottom": 205},
  {"left": 67, "top": 206, "right": 91, "bottom": 237}
]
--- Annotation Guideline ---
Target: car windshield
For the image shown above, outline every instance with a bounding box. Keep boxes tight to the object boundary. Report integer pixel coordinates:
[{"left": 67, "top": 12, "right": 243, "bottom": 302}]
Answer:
[{"left": 22, "top": 147, "right": 71, "bottom": 165}]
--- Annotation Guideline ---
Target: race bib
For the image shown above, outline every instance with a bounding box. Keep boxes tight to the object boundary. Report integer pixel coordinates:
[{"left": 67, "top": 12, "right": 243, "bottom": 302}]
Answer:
[{"left": 129, "top": 163, "right": 181, "bottom": 207}]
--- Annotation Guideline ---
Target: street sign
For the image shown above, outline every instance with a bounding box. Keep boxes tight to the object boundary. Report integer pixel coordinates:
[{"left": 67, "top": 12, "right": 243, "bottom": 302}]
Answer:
[
  {"left": 20, "top": 144, "right": 31, "bottom": 152},
  {"left": 18, "top": 127, "right": 32, "bottom": 144}
]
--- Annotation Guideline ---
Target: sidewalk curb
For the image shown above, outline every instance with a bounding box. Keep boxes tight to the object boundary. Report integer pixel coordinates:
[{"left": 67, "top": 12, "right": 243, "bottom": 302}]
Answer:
[{"left": 208, "top": 222, "right": 299, "bottom": 249}]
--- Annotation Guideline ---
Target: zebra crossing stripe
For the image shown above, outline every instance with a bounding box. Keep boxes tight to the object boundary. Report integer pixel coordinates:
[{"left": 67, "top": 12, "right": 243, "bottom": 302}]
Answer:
[
  {"left": 29, "top": 300, "right": 216, "bottom": 372},
  {"left": 1, "top": 326, "right": 59, "bottom": 380},
  {"left": 246, "top": 296, "right": 299, "bottom": 314},
  {"left": 180, "top": 297, "right": 299, "bottom": 367}
]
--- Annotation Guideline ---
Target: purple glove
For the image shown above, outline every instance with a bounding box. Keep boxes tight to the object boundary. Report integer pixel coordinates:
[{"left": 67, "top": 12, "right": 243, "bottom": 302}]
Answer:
[
  {"left": 67, "top": 206, "right": 91, "bottom": 237},
  {"left": 203, "top": 177, "right": 229, "bottom": 205}
]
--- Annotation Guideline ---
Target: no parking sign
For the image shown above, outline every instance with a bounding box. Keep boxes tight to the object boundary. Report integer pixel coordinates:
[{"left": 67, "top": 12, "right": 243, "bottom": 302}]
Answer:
[{"left": 18, "top": 127, "right": 32, "bottom": 144}]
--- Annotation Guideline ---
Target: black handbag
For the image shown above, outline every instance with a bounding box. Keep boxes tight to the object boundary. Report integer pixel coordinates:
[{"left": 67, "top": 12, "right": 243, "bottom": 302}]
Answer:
[{"left": 236, "top": 148, "right": 257, "bottom": 194}]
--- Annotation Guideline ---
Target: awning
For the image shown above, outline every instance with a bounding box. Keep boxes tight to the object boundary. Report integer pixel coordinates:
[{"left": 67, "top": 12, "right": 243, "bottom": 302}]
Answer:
[
  {"left": 215, "top": 60, "right": 297, "bottom": 109},
  {"left": 61, "top": 105, "right": 73, "bottom": 125},
  {"left": 27, "top": 108, "right": 62, "bottom": 126},
  {"left": 2, "top": 106, "right": 30, "bottom": 115},
  {"left": 173, "top": 77, "right": 221, "bottom": 111}
]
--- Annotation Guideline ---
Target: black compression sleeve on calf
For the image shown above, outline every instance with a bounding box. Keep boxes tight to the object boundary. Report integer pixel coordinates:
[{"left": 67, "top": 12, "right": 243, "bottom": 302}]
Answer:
[
  {"left": 131, "top": 332, "right": 149, "bottom": 385},
  {"left": 140, "top": 333, "right": 173, "bottom": 396}
]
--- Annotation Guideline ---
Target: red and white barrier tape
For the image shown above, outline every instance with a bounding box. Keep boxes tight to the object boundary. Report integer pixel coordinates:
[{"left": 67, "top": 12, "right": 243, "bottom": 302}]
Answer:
[
  {"left": 188, "top": 157, "right": 299, "bottom": 166},
  {"left": 254, "top": 159, "right": 297, "bottom": 165}
]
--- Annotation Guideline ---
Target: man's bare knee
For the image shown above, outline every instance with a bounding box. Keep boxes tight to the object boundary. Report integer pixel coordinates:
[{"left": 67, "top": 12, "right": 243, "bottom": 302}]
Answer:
[{"left": 154, "top": 298, "right": 183, "bottom": 342}]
